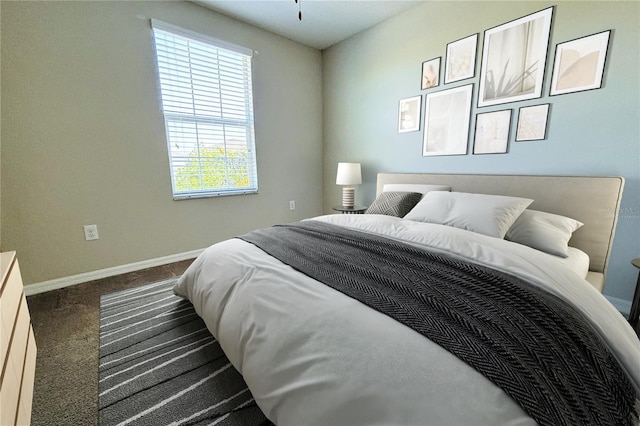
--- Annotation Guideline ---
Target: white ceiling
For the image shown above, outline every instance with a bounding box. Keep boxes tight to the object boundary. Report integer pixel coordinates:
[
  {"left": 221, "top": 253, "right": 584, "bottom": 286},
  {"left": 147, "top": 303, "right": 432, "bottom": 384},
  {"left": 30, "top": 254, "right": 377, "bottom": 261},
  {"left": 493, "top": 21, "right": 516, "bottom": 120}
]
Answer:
[{"left": 193, "top": 0, "right": 424, "bottom": 50}]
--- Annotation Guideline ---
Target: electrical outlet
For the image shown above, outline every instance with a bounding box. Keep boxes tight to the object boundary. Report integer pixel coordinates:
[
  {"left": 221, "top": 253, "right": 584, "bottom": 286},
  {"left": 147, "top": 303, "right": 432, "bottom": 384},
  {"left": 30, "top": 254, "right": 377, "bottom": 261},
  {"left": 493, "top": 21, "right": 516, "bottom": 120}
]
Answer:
[
  {"left": 84, "top": 224, "right": 99, "bottom": 241},
  {"left": 289, "top": 200, "right": 296, "bottom": 211}
]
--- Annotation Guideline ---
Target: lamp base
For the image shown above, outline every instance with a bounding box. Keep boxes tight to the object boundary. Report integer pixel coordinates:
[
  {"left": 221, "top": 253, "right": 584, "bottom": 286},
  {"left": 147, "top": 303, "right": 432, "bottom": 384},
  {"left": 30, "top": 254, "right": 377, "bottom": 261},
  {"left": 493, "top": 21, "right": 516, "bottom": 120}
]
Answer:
[{"left": 342, "top": 187, "right": 355, "bottom": 208}]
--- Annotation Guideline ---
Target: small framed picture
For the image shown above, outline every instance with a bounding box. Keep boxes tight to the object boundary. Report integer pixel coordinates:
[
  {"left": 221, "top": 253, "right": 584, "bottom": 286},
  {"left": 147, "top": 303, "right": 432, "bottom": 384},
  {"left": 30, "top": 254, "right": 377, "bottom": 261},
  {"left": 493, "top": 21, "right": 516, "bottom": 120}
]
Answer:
[
  {"left": 473, "top": 109, "right": 512, "bottom": 154},
  {"left": 516, "top": 104, "right": 550, "bottom": 141},
  {"left": 550, "top": 30, "right": 611, "bottom": 96},
  {"left": 398, "top": 95, "right": 422, "bottom": 133},
  {"left": 421, "top": 57, "right": 441, "bottom": 90},
  {"left": 445, "top": 34, "right": 478, "bottom": 84}
]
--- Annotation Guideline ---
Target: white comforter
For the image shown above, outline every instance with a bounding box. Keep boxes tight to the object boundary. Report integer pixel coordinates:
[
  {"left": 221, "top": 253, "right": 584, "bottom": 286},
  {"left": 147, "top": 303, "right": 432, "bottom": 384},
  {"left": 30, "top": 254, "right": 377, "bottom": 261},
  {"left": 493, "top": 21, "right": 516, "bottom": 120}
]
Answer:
[{"left": 174, "top": 214, "right": 640, "bottom": 425}]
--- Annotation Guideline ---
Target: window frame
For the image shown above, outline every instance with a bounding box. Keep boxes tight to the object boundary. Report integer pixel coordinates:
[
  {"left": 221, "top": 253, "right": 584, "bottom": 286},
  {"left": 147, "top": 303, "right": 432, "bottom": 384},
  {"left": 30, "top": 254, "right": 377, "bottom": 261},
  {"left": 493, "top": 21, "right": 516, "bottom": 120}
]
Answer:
[{"left": 151, "top": 20, "right": 259, "bottom": 200}]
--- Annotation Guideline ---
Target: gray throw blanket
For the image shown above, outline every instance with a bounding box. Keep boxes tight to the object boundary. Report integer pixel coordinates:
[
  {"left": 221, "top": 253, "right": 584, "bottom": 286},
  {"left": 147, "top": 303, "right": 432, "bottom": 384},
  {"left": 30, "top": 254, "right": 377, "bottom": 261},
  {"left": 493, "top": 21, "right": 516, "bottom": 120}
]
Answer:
[{"left": 239, "top": 221, "right": 637, "bottom": 426}]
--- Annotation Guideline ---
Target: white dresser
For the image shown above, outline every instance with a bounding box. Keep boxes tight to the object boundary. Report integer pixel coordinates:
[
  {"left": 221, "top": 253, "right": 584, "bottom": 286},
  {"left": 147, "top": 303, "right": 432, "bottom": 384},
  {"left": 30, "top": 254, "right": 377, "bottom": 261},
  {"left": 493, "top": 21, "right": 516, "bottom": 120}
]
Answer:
[{"left": 1, "top": 252, "right": 37, "bottom": 425}]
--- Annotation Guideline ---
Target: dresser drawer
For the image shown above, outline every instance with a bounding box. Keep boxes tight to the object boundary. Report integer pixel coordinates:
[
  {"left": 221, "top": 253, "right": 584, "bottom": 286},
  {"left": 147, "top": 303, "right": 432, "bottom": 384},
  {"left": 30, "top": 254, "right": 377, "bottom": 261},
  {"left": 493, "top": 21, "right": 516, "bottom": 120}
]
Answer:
[
  {"left": 16, "top": 329, "right": 37, "bottom": 426},
  {"left": 9, "top": 297, "right": 31, "bottom": 381},
  {"left": 1, "top": 260, "right": 24, "bottom": 367},
  {"left": 0, "top": 252, "right": 36, "bottom": 426},
  {"left": 0, "top": 353, "right": 21, "bottom": 426}
]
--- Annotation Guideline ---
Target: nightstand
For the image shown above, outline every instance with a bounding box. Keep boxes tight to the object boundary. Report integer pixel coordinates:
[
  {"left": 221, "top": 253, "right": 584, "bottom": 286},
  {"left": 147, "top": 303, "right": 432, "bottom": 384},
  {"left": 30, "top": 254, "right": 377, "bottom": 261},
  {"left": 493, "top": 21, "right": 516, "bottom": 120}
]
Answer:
[
  {"left": 333, "top": 205, "right": 367, "bottom": 214},
  {"left": 629, "top": 258, "right": 640, "bottom": 328}
]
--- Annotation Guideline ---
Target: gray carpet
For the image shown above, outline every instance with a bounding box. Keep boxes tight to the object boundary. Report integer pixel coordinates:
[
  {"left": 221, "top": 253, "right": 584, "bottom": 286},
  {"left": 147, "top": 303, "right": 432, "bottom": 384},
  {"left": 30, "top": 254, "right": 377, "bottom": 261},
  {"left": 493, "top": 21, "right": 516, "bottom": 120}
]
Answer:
[
  {"left": 98, "top": 278, "right": 270, "bottom": 426},
  {"left": 27, "top": 259, "right": 194, "bottom": 426}
]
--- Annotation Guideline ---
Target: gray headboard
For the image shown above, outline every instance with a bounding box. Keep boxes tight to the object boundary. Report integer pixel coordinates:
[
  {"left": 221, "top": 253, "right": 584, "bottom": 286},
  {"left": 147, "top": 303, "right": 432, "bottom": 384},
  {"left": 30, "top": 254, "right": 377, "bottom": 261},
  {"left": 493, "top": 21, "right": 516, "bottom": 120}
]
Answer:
[{"left": 377, "top": 173, "right": 625, "bottom": 291}]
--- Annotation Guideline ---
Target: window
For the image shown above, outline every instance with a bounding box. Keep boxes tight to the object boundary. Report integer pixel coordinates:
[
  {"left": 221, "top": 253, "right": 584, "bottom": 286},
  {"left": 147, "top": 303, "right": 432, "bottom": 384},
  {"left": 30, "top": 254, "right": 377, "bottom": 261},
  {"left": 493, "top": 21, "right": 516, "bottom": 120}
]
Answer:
[{"left": 151, "top": 20, "right": 258, "bottom": 199}]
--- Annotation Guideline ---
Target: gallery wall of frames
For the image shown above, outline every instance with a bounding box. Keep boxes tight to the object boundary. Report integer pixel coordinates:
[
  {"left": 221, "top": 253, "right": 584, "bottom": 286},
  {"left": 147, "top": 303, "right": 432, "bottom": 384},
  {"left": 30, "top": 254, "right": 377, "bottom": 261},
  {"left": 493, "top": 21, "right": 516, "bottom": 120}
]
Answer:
[{"left": 396, "top": 6, "right": 611, "bottom": 157}]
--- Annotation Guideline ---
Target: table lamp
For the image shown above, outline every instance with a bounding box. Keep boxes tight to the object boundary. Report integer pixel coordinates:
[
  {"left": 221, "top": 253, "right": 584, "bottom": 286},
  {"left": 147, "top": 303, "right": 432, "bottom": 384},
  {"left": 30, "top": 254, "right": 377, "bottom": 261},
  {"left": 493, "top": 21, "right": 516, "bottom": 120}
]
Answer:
[{"left": 336, "top": 162, "right": 362, "bottom": 208}]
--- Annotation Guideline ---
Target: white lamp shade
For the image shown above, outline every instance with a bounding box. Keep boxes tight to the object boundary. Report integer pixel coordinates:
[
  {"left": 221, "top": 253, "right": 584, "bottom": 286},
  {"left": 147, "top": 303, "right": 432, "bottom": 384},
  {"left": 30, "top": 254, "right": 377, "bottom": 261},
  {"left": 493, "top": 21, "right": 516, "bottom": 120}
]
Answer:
[{"left": 336, "top": 162, "right": 362, "bottom": 186}]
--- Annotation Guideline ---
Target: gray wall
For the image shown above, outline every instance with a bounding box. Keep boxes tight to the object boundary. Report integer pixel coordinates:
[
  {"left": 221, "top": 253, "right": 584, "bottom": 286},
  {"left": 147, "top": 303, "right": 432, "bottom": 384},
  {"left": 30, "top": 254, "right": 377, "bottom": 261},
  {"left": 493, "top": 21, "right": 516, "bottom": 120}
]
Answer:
[
  {"left": 1, "top": 1, "right": 323, "bottom": 284},
  {"left": 322, "top": 1, "right": 640, "bottom": 302}
]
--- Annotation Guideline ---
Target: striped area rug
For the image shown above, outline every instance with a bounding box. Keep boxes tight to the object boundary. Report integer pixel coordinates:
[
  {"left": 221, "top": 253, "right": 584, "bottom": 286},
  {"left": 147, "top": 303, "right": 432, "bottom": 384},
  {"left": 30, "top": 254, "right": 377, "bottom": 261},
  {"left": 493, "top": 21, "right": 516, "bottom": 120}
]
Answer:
[{"left": 98, "top": 278, "right": 271, "bottom": 426}]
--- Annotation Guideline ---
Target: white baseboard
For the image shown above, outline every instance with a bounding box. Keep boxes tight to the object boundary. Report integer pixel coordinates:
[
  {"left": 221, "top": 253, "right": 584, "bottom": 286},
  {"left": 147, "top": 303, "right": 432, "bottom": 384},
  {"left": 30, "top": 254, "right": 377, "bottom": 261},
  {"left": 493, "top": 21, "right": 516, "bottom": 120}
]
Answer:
[
  {"left": 605, "top": 295, "right": 632, "bottom": 317},
  {"left": 23, "top": 249, "right": 204, "bottom": 296}
]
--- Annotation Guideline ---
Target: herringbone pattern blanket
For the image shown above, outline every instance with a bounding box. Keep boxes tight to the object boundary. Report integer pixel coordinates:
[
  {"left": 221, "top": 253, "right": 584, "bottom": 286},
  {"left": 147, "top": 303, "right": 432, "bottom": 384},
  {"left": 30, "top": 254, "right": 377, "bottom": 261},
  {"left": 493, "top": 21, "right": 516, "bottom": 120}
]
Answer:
[{"left": 240, "top": 221, "right": 638, "bottom": 426}]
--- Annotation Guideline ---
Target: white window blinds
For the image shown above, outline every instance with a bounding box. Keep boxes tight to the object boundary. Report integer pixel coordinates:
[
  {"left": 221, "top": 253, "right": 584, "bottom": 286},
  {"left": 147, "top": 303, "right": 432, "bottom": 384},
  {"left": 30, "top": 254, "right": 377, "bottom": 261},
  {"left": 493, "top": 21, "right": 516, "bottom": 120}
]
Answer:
[{"left": 151, "top": 20, "right": 258, "bottom": 199}]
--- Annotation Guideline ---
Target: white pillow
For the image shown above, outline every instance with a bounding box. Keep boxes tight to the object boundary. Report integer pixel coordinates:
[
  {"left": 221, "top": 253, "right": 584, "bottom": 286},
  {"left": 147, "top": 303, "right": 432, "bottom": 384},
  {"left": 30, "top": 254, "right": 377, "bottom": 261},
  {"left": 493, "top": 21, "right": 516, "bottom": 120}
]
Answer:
[
  {"left": 404, "top": 191, "right": 533, "bottom": 238},
  {"left": 505, "top": 209, "right": 583, "bottom": 257},
  {"left": 382, "top": 184, "right": 450, "bottom": 198}
]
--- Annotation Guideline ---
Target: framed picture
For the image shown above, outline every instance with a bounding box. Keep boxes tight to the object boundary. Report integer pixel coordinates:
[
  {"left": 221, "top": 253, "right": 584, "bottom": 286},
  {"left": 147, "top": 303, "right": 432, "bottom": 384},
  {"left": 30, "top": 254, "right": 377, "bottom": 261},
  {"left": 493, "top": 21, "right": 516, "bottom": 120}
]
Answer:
[
  {"left": 398, "top": 95, "right": 422, "bottom": 133},
  {"left": 478, "top": 7, "right": 554, "bottom": 107},
  {"left": 445, "top": 34, "right": 478, "bottom": 84},
  {"left": 421, "top": 57, "right": 441, "bottom": 90},
  {"left": 516, "top": 104, "right": 550, "bottom": 141},
  {"left": 549, "top": 30, "right": 611, "bottom": 96},
  {"left": 423, "top": 84, "right": 473, "bottom": 157},
  {"left": 473, "top": 109, "right": 512, "bottom": 154}
]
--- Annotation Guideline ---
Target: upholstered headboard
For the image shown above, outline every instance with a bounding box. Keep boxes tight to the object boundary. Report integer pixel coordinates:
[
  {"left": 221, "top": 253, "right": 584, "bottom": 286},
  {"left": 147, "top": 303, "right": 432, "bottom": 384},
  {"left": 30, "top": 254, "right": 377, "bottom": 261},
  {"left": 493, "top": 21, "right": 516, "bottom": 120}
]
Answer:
[{"left": 376, "top": 173, "right": 625, "bottom": 291}]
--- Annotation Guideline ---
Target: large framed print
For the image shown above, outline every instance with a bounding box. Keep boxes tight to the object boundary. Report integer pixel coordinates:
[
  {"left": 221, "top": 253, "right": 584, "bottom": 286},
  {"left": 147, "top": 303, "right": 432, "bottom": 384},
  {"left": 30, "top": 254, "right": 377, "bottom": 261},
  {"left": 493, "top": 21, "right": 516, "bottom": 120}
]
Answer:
[
  {"left": 398, "top": 95, "right": 422, "bottom": 133},
  {"left": 445, "top": 34, "right": 478, "bottom": 84},
  {"left": 422, "top": 84, "right": 473, "bottom": 157},
  {"left": 473, "top": 109, "right": 512, "bottom": 154},
  {"left": 478, "top": 7, "right": 554, "bottom": 107},
  {"left": 549, "top": 30, "right": 611, "bottom": 96}
]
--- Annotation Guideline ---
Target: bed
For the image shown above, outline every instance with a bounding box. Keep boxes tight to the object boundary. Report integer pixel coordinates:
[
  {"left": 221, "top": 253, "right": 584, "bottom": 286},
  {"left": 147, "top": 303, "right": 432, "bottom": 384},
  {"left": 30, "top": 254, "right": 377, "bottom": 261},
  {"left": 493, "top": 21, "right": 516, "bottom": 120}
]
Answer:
[{"left": 174, "top": 173, "right": 639, "bottom": 425}]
